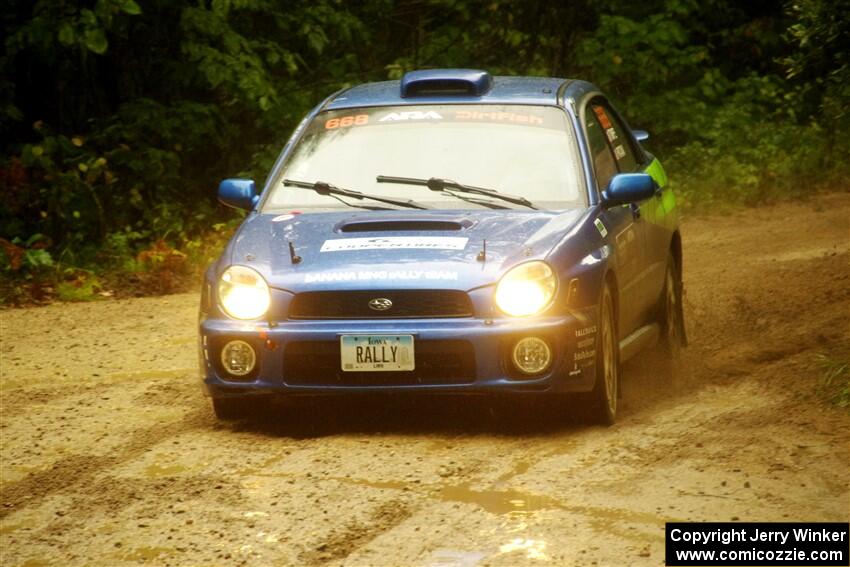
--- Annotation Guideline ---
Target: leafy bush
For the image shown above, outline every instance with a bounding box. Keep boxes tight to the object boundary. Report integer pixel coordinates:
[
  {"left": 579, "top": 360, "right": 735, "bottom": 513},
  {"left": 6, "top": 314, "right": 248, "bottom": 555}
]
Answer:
[
  {"left": 1, "top": 233, "right": 54, "bottom": 273},
  {"left": 56, "top": 273, "right": 103, "bottom": 302},
  {"left": 571, "top": 3, "right": 849, "bottom": 206}
]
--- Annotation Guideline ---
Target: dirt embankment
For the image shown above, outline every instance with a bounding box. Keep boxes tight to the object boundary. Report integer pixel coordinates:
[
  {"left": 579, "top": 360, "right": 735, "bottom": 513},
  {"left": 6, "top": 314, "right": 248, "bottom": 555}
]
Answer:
[{"left": 1, "top": 193, "right": 849, "bottom": 566}]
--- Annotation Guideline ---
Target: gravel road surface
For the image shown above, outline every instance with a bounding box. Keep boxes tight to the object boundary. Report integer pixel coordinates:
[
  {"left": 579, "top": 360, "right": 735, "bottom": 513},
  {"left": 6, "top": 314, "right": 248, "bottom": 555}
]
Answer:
[{"left": 2, "top": 193, "right": 849, "bottom": 566}]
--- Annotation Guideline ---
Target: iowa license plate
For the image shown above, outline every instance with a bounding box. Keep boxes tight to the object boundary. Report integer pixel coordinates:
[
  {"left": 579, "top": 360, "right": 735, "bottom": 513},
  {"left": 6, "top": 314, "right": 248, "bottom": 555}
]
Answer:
[{"left": 340, "top": 335, "right": 415, "bottom": 372}]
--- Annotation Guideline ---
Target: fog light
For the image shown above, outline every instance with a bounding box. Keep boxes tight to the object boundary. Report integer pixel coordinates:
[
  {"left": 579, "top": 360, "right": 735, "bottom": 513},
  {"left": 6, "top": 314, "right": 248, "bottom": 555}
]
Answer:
[
  {"left": 511, "top": 337, "right": 552, "bottom": 375},
  {"left": 221, "top": 340, "right": 256, "bottom": 377}
]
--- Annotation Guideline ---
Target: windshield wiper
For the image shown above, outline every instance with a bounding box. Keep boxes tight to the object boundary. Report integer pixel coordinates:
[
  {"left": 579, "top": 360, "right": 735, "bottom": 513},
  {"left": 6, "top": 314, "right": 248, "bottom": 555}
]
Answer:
[
  {"left": 441, "top": 190, "right": 511, "bottom": 209},
  {"left": 283, "top": 179, "right": 430, "bottom": 210},
  {"left": 376, "top": 175, "right": 537, "bottom": 210}
]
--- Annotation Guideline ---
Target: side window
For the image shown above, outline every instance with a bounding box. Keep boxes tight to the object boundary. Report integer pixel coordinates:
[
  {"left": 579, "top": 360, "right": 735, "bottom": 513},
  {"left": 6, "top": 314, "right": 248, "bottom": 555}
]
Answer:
[
  {"left": 584, "top": 109, "right": 617, "bottom": 191},
  {"left": 590, "top": 102, "right": 639, "bottom": 172}
]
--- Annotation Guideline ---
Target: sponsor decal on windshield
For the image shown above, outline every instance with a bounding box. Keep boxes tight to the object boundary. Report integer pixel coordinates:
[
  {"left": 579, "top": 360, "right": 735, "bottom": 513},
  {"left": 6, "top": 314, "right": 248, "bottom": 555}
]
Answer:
[
  {"left": 325, "top": 114, "right": 369, "bottom": 129},
  {"left": 314, "top": 105, "right": 566, "bottom": 133},
  {"left": 454, "top": 110, "right": 543, "bottom": 124},
  {"left": 379, "top": 111, "right": 443, "bottom": 122},
  {"left": 320, "top": 237, "right": 468, "bottom": 252}
]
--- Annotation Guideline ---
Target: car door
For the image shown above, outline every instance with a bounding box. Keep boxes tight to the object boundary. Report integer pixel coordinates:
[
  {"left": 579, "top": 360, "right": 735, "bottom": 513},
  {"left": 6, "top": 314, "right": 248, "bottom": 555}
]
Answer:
[
  {"left": 583, "top": 98, "right": 647, "bottom": 337},
  {"left": 592, "top": 100, "right": 662, "bottom": 326},
  {"left": 631, "top": 143, "right": 673, "bottom": 317}
]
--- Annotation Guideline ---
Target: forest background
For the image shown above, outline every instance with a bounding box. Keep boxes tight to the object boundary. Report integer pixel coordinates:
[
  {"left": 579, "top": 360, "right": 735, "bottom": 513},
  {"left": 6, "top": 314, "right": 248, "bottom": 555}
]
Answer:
[{"left": 1, "top": 0, "right": 847, "bottom": 302}]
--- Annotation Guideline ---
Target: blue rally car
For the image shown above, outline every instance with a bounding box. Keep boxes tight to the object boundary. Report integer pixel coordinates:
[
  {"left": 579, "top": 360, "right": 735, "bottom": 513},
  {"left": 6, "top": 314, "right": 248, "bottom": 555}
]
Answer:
[{"left": 199, "top": 69, "right": 686, "bottom": 424}]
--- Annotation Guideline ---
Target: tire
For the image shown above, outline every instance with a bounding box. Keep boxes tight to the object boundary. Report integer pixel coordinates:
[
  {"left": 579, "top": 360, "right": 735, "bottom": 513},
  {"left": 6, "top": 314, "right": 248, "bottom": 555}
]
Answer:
[
  {"left": 587, "top": 284, "right": 619, "bottom": 425},
  {"left": 211, "top": 397, "right": 252, "bottom": 420},
  {"left": 659, "top": 252, "right": 686, "bottom": 356}
]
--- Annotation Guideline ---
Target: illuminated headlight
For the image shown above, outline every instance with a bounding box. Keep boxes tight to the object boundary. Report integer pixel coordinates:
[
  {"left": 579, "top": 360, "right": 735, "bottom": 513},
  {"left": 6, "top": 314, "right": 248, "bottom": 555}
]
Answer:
[
  {"left": 511, "top": 337, "right": 553, "bottom": 375},
  {"left": 494, "top": 261, "right": 557, "bottom": 317},
  {"left": 221, "top": 340, "right": 256, "bottom": 376},
  {"left": 218, "top": 265, "right": 271, "bottom": 320}
]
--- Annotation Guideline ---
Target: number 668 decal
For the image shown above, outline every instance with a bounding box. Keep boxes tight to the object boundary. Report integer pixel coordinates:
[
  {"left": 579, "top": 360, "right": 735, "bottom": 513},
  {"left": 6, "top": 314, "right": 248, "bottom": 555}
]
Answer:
[{"left": 325, "top": 114, "right": 369, "bottom": 129}]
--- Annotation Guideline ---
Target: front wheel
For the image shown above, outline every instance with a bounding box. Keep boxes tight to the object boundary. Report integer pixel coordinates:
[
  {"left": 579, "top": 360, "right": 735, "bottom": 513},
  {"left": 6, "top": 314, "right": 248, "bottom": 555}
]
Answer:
[{"left": 587, "top": 284, "right": 619, "bottom": 425}]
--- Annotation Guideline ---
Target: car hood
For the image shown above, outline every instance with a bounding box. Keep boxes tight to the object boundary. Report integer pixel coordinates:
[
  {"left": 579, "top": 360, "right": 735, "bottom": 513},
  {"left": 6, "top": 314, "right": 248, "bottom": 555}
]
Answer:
[{"left": 228, "top": 208, "right": 588, "bottom": 292}]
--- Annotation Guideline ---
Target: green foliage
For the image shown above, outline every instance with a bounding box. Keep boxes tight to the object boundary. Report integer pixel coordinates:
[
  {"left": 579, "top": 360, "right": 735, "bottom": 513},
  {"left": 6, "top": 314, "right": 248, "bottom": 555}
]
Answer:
[
  {"left": 22, "top": 246, "right": 54, "bottom": 271},
  {"left": 56, "top": 273, "right": 102, "bottom": 302},
  {"left": 0, "top": 234, "right": 53, "bottom": 273},
  {"left": 661, "top": 74, "right": 828, "bottom": 206},
  {"left": 1, "top": 0, "right": 848, "bottom": 303},
  {"left": 6, "top": 0, "right": 142, "bottom": 57},
  {"left": 567, "top": 0, "right": 849, "bottom": 204},
  {"left": 784, "top": 0, "right": 849, "bottom": 89}
]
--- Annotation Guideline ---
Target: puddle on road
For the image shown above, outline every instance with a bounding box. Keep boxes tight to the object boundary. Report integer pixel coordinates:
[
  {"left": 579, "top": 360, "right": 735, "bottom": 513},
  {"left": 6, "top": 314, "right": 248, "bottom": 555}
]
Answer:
[
  {"left": 436, "top": 481, "right": 665, "bottom": 539},
  {"left": 439, "top": 483, "right": 560, "bottom": 516},
  {"left": 321, "top": 473, "right": 558, "bottom": 518},
  {"left": 233, "top": 453, "right": 671, "bottom": 545},
  {"left": 237, "top": 464, "right": 670, "bottom": 531},
  {"left": 330, "top": 472, "right": 663, "bottom": 540}
]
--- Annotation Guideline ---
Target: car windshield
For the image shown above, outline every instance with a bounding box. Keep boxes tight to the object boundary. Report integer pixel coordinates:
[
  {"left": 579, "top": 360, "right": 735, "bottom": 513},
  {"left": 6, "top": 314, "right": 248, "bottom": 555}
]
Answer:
[{"left": 264, "top": 104, "right": 585, "bottom": 211}]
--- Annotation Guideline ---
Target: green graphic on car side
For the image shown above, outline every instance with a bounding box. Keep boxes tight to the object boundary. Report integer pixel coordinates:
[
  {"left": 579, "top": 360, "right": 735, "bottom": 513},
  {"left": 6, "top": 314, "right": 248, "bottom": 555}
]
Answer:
[
  {"left": 645, "top": 158, "right": 667, "bottom": 188},
  {"left": 645, "top": 158, "right": 676, "bottom": 213}
]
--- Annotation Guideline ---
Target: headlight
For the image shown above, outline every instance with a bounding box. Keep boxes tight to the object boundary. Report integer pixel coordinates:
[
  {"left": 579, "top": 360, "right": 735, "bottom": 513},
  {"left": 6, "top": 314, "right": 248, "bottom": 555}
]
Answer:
[
  {"left": 218, "top": 265, "right": 271, "bottom": 320},
  {"left": 495, "top": 261, "right": 557, "bottom": 317}
]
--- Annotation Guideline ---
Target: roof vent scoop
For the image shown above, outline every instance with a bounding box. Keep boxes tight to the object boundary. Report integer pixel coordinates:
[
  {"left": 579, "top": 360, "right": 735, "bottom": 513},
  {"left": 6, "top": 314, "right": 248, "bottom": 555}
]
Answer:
[{"left": 400, "top": 69, "right": 493, "bottom": 98}]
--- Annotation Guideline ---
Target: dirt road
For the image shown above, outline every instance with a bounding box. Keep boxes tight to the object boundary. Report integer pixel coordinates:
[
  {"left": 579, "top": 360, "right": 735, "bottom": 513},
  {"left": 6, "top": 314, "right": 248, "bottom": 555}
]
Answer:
[{"left": 2, "top": 194, "right": 849, "bottom": 566}]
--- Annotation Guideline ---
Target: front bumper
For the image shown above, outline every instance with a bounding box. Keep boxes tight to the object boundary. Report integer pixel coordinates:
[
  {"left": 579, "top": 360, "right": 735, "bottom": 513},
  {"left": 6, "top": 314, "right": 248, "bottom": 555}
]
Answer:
[{"left": 199, "top": 313, "right": 599, "bottom": 398}]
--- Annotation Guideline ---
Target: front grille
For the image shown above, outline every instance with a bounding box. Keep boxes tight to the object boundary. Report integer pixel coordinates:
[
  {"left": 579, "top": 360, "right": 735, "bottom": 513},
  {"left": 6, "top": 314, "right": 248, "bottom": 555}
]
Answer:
[
  {"left": 283, "top": 340, "right": 476, "bottom": 386},
  {"left": 289, "top": 290, "right": 473, "bottom": 319}
]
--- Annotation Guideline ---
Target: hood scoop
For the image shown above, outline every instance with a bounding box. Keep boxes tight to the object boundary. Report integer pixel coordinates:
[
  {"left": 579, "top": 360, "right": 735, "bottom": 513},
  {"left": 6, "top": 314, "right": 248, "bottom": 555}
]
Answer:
[{"left": 337, "top": 217, "right": 474, "bottom": 233}]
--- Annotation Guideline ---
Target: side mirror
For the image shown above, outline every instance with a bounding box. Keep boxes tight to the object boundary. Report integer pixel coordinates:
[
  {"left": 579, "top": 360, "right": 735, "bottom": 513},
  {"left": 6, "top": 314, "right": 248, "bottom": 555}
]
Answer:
[
  {"left": 602, "top": 173, "right": 657, "bottom": 207},
  {"left": 218, "top": 178, "right": 259, "bottom": 211},
  {"left": 632, "top": 129, "right": 649, "bottom": 142}
]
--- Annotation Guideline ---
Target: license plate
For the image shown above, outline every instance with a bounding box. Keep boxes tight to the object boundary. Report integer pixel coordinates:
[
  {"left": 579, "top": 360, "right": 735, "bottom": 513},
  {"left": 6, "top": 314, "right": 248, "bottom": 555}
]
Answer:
[{"left": 340, "top": 335, "right": 415, "bottom": 372}]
